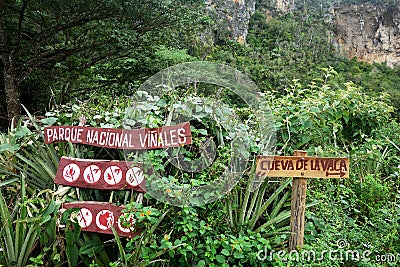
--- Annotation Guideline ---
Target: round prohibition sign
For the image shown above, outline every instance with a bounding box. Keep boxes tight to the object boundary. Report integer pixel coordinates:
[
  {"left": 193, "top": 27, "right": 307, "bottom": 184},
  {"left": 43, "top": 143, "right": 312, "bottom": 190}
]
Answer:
[
  {"left": 77, "top": 208, "right": 93, "bottom": 228},
  {"left": 96, "top": 209, "right": 115, "bottom": 230},
  {"left": 103, "top": 166, "right": 123, "bottom": 185},
  {"left": 123, "top": 61, "right": 276, "bottom": 206},
  {"left": 126, "top": 167, "right": 144, "bottom": 186},
  {"left": 83, "top": 165, "right": 101, "bottom": 184},
  {"left": 118, "top": 214, "right": 136, "bottom": 233},
  {"left": 62, "top": 163, "right": 80, "bottom": 182}
]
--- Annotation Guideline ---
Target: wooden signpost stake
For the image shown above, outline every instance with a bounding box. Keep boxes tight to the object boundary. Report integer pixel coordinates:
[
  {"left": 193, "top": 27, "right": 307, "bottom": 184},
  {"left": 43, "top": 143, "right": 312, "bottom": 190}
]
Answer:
[
  {"left": 256, "top": 150, "right": 350, "bottom": 251},
  {"left": 289, "top": 150, "right": 308, "bottom": 251}
]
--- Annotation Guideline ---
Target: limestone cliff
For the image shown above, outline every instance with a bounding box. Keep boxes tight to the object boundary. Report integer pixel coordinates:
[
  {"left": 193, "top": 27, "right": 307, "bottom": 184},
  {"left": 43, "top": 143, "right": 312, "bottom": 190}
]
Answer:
[
  {"left": 205, "top": 0, "right": 256, "bottom": 43},
  {"left": 333, "top": 4, "right": 400, "bottom": 66},
  {"left": 332, "top": 3, "right": 400, "bottom": 67},
  {"left": 208, "top": 1, "right": 400, "bottom": 67}
]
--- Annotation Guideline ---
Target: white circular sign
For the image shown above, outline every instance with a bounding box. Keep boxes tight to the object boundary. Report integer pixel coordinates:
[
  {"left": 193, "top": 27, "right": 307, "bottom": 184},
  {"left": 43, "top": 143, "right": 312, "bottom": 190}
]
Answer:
[
  {"left": 77, "top": 208, "right": 93, "bottom": 228},
  {"left": 126, "top": 167, "right": 145, "bottom": 186},
  {"left": 118, "top": 214, "right": 135, "bottom": 233},
  {"left": 83, "top": 165, "right": 101, "bottom": 184},
  {"left": 62, "top": 163, "right": 80, "bottom": 182},
  {"left": 96, "top": 209, "right": 114, "bottom": 230},
  {"left": 103, "top": 166, "right": 123, "bottom": 185}
]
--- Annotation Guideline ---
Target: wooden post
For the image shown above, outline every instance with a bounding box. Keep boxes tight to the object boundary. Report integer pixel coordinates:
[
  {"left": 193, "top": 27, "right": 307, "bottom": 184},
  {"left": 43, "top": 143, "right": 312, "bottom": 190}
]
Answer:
[
  {"left": 256, "top": 152, "right": 349, "bottom": 250},
  {"left": 288, "top": 150, "right": 308, "bottom": 251}
]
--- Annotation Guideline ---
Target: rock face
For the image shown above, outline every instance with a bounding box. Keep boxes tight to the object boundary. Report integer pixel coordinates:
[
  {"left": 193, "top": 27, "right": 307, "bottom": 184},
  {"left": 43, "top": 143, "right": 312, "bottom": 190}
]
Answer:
[
  {"left": 206, "top": 0, "right": 256, "bottom": 43},
  {"left": 332, "top": 3, "right": 400, "bottom": 67},
  {"left": 271, "top": 0, "right": 293, "bottom": 13},
  {"left": 207, "top": 1, "right": 400, "bottom": 67}
]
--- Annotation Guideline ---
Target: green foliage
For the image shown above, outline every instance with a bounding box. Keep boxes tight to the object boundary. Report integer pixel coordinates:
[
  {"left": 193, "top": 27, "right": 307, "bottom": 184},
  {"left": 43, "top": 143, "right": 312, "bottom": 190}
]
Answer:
[
  {"left": 128, "top": 205, "right": 277, "bottom": 267},
  {"left": 0, "top": 174, "right": 60, "bottom": 267},
  {"left": 0, "top": 107, "right": 79, "bottom": 191},
  {"left": 265, "top": 67, "right": 394, "bottom": 155},
  {"left": 110, "top": 203, "right": 171, "bottom": 267},
  {"left": 2, "top": 1, "right": 400, "bottom": 265},
  {"left": 332, "top": 59, "right": 400, "bottom": 115},
  {"left": 358, "top": 174, "right": 390, "bottom": 213}
]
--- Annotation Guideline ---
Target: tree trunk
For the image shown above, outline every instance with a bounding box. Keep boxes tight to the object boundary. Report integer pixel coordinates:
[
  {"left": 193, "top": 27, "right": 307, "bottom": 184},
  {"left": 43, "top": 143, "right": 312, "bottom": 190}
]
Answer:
[
  {"left": 1, "top": 0, "right": 20, "bottom": 127},
  {"left": 3, "top": 58, "right": 21, "bottom": 126}
]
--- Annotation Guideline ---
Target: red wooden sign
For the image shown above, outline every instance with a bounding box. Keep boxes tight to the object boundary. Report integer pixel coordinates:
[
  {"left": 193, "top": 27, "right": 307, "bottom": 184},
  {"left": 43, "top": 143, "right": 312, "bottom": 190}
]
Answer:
[
  {"left": 62, "top": 202, "right": 138, "bottom": 237},
  {"left": 44, "top": 122, "right": 192, "bottom": 149},
  {"left": 55, "top": 157, "right": 149, "bottom": 191}
]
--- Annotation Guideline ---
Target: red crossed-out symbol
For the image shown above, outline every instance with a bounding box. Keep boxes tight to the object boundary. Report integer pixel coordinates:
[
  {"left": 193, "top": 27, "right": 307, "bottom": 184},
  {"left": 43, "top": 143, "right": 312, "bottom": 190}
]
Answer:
[
  {"left": 77, "top": 208, "right": 93, "bottom": 228},
  {"left": 96, "top": 209, "right": 115, "bottom": 230},
  {"left": 83, "top": 165, "right": 101, "bottom": 184},
  {"left": 63, "top": 163, "right": 80, "bottom": 182},
  {"left": 104, "top": 166, "right": 123, "bottom": 185}
]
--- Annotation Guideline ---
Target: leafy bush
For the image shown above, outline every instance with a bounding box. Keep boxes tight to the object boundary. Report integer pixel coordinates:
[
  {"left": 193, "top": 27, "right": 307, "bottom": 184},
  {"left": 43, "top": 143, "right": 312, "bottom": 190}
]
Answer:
[{"left": 265, "top": 67, "right": 394, "bottom": 155}]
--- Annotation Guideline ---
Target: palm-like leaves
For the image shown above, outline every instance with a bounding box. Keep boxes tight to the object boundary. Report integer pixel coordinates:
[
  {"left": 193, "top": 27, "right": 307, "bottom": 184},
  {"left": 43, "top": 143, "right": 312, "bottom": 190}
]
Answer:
[
  {"left": 0, "top": 174, "right": 55, "bottom": 267},
  {"left": 0, "top": 106, "right": 78, "bottom": 191},
  {"left": 226, "top": 159, "right": 318, "bottom": 234}
]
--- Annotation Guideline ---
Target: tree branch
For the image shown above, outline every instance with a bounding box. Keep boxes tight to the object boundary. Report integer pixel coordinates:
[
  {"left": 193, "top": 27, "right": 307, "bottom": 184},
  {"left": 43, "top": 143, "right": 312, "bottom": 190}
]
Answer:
[
  {"left": 17, "top": 39, "right": 122, "bottom": 82},
  {"left": 16, "top": 0, "right": 29, "bottom": 44}
]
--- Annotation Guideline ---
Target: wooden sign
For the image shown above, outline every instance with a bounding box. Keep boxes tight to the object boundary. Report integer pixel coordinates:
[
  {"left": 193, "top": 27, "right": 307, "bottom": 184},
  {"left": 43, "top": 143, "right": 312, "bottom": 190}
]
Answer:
[
  {"left": 55, "top": 157, "right": 149, "bottom": 191},
  {"left": 256, "top": 156, "right": 349, "bottom": 178},
  {"left": 256, "top": 151, "right": 350, "bottom": 251},
  {"left": 44, "top": 122, "right": 192, "bottom": 150},
  {"left": 62, "top": 202, "right": 138, "bottom": 237}
]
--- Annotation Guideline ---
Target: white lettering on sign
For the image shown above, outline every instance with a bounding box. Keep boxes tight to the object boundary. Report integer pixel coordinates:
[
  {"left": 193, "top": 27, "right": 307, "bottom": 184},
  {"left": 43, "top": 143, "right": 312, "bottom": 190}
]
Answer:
[
  {"left": 137, "top": 128, "right": 187, "bottom": 147},
  {"left": 46, "top": 128, "right": 83, "bottom": 143},
  {"left": 44, "top": 122, "right": 191, "bottom": 149}
]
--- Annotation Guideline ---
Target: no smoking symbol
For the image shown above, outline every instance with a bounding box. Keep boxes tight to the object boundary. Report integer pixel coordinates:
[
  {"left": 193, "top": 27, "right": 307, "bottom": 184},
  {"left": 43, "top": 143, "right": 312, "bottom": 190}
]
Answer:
[
  {"left": 62, "top": 163, "right": 80, "bottom": 182},
  {"left": 126, "top": 167, "right": 144, "bottom": 186},
  {"left": 104, "top": 166, "right": 122, "bottom": 185}
]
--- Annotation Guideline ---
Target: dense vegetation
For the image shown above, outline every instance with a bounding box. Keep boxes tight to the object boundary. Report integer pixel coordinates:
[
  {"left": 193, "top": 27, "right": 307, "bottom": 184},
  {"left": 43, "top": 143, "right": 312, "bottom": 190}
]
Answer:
[{"left": 1, "top": 0, "right": 400, "bottom": 266}]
